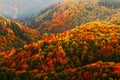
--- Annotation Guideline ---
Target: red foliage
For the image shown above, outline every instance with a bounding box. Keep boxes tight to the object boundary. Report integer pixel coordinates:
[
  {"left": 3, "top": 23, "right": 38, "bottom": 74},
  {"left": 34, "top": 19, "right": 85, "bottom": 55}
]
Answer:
[
  {"left": 83, "top": 71, "right": 90, "bottom": 79},
  {"left": 60, "top": 32, "right": 67, "bottom": 37},
  {"left": 43, "top": 34, "right": 57, "bottom": 42},
  {"left": 6, "top": 58, "right": 14, "bottom": 65},
  {"left": 113, "top": 65, "right": 120, "bottom": 74},
  {"left": 112, "top": 35, "right": 118, "bottom": 43}
]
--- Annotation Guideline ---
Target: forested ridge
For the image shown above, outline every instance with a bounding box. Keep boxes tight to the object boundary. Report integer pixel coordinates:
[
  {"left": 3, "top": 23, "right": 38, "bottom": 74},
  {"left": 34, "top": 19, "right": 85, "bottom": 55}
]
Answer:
[
  {"left": 0, "top": 15, "right": 40, "bottom": 51},
  {"left": 26, "top": 0, "right": 120, "bottom": 35}
]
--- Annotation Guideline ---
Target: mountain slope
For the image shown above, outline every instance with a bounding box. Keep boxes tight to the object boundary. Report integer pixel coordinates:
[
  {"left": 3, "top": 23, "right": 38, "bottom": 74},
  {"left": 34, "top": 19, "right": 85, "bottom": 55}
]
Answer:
[
  {"left": 0, "top": 0, "right": 63, "bottom": 21},
  {"left": 27, "top": 0, "right": 120, "bottom": 35},
  {"left": 0, "top": 15, "right": 40, "bottom": 51},
  {"left": 0, "top": 21, "right": 120, "bottom": 79}
]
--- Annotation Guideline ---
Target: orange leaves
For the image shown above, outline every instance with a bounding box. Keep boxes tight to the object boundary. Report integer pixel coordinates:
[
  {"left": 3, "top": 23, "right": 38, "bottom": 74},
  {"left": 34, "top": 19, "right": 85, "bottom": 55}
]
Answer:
[
  {"left": 20, "top": 57, "right": 27, "bottom": 63},
  {"left": 46, "top": 58, "right": 53, "bottom": 66},
  {"left": 59, "top": 49, "right": 66, "bottom": 57},
  {"left": 69, "top": 47, "right": 74, "bottom": 53},
  {"left": 1, "top": 25, "right": 8, "bottom": 31},
  {"left": 56, "top": 57, "right": 66, "bottom": 64},
  {"left": 108, "top": 62, "right": 115, "bottom": 67},
  {"left": 24, "top": 52, "right": 31, "bottom": 58},
  {"left": 102, "top": 27, "right": 109, "bottom": 32},
  {"left": 25, "top": 44, "right": 35, "bottom": 52},
  {"left": 101, "top": 44, "right": 113, "bottom": 52},
  {"left": 11, "top": 62, "right": 16, "bottom": 67},
  {"left": 51, "top": 34, "right": 58, "bottom": 42},
  {"left": 30, "top": 69, "right": 39, "bottom": 73},
  {"left": 8, "top": 48, "right": 16, "bottom": 57},
  {"left": 16, "top": 70, "right": 25, "bottom": 75},
  {"left": 56, "top": 49, "right": 66, "bottom": 58},
  {"left": 55, "top": 49, "right": 67, "bottom": 64},
  {"left": 6, "top": 57, "right": 14, "bottom": 65},
  {"left": 47, "top": 52, "right": 54, "bottom": 57},
  {"left": 46, "top": 58, "right": 55, "bottom": 70},
  {"left": 0, "top": 50, "right": 9, "bottom": 58},
  {"left": 67, "top": 68, "right": 76, "bottom": 72},
  {"left": 42, "top": 37, "right": 51, "bottom": 42},
  {"left": 15, "top": 52, "right": 24, "bottom": 59},
  {"left": 60, "top": 32, "right": 67, "bottom": 37},
  {"left": 22, "top": 63, "right": 28, "bottom": 70},
  {"left": 56, "top": 10, "right": 64, "bottom": 21},
  {"left": 17, "top": 57, "right": 28, "bottom": 70},
  {"left": 106, "top": 44, "right": 113, "bottom": 50},
  {"left": 81, "top": 33, "right": 95, "bottom": 40},
  {"left": 43, "top": 34, "right": 57, "bottom": 42},
  {"left": 69, "top": 30, "right": 77, "bottom": 35},
  {"left": 108, "top": 78, "right": 114, "bottom": 80},
  {"left": 111, "top": 35, "right": 118, "bottom": 43}
]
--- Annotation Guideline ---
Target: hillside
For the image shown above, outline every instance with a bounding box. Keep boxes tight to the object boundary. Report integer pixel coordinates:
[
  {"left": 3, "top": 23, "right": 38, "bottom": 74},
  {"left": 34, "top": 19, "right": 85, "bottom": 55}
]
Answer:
[
  {"left": 0, "top": 15, "right": 40, "bottom": 51},
  {"left": 0, "top": 0, "right": 63, "bottom": 21},
  {"left": 26, "top": 0, "right": 120, "bottom": 35},
  {"left": 0, "top": 21, "right": 120, "bottom": 80},
  {"left": 0, "top": 0, "right": 120, "bottom": 79}
]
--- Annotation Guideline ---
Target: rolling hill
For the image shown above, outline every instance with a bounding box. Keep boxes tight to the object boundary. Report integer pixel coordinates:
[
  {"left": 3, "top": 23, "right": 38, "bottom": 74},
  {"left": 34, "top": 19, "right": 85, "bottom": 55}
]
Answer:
[
  {"left": 0, "top": 15, "right": 40, "bottom": 51},
  {"left": 0, "top": 21, "right": 120, "bottom": 79},
  {"left": 0, "top": 0, "right": 120, "bottom": 80},
  {"left": 26, "top": 0, "right": 120, "bottom": 35}
]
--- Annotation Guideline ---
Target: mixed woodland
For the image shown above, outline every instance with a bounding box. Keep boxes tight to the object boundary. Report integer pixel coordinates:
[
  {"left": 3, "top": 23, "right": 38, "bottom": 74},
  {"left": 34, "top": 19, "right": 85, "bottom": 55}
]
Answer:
[{"left": 0, "top": 0, "right": 120, "bottom": 80}]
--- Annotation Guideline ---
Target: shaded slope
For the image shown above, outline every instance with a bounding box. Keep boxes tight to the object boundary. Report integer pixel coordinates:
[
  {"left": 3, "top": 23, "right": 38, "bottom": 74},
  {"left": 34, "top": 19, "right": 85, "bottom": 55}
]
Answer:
[{"left": 0, "top": 15, "right": 40, "bottom": 51}]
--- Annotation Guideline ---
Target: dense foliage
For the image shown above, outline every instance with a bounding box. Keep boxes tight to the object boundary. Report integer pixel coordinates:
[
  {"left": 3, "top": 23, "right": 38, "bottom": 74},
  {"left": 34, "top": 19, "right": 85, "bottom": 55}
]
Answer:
[
  {"left": 0, "top": 21, "right": 120, "bottom": 79},
  {"left": 26, "top": 0, "right": 120, "bottom": 35},
  {"left": 0, "top": 0, "right": 120, "bottom": 80},
  {"left": 0, "top": 16, "right": 40, "bottom": 51}
]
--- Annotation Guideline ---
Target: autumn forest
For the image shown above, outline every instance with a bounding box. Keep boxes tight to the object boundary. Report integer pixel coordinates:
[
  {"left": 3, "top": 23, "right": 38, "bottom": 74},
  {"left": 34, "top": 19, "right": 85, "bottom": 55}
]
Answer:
[{"left": 0, "top": 0, "right": 120, "bottom": 80}]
